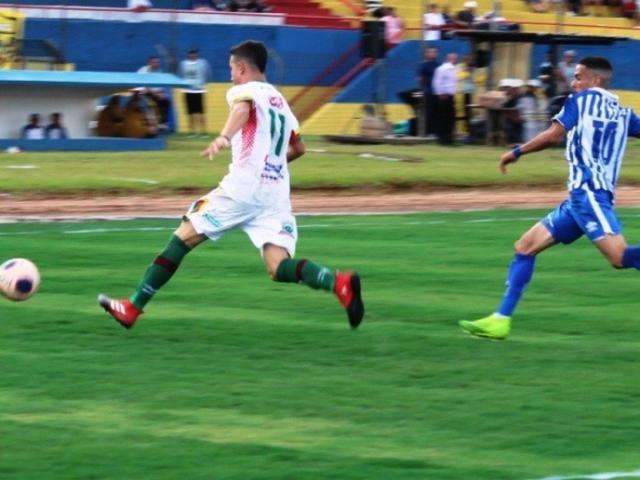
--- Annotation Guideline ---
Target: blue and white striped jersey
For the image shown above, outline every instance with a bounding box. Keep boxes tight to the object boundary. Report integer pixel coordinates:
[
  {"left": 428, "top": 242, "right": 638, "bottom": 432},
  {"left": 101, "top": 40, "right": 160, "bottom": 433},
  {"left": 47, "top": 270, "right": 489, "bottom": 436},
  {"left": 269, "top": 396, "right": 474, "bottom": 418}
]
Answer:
[{"left": 554, "top": 87, "right": 640, "bottom": 193}]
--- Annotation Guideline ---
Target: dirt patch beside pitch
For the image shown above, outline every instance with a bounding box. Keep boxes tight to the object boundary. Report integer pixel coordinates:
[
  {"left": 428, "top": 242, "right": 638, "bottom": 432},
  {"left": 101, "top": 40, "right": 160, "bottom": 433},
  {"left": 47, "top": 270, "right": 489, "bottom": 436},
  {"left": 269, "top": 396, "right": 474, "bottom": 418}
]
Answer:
[{"left": 3, "top": 186, "right": 640, "bottom": 220}]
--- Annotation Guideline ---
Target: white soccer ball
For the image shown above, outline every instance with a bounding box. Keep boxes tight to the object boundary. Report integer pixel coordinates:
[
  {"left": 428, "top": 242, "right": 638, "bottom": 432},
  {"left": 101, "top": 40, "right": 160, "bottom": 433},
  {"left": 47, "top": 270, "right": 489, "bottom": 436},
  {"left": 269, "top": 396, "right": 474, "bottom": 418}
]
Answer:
[{"left": 0, "top": 258, "right": 41, "bottom": 302}]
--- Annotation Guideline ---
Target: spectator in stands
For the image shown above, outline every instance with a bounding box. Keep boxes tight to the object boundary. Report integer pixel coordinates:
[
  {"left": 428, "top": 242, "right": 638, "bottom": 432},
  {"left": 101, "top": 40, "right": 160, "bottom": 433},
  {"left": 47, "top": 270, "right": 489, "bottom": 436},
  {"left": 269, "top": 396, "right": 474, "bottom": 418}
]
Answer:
[
  {"left": 460, "top": 55, "right": 476, "bottom": 134},
  {"left": 538, "top": 52, "right": 556, "bottom": 98},
  {"left": 432, "top": 52, "right": 459, "bottom": 145},
  {"left": 124, "top": 91, "right": 158, "bottom": 138},
  {"left": 97, "top": 95, "right": 125, "bottom": 137},
  {"left": 566, "top": 0, "right": 583, "bottom": 15},
  {"left": 557, "top": 50, "right": 577, "bottom": 95},
  {"left": 423, "top": 3, "right": 446, "bottom": 41},
  {"left": 228, "top": 0, "right": 269, "bottom": 12},
  {"left": 442, "top": 5, "right": 455, "bottom": 25},
  {"left": 179, "top": 48, "right": 211, "bottom": 136},
  {"left": 128, "top": 0, "right": 153, "bottom": 11},
  {"left": 521, "top": 79, "right": 545, "bottom": 141},
  {"left": 135, "top": 57, "right": 173, "bottom": 132},
  {"left": 417, "top": 47, "right": 440, "bottom": 138},
  {"left": 366, "top": 0, "right": 385, "bottom": 18},
  {"left": 499, "top": 78, "right": 524, "bottom": 144},
  {"left": 381, "top": 7, "right": 405, "bottom": 49},
  {"left": 137, "top": 56, "right": 162, "bottom": 74},
  {"left": 20, "top": 114, "right": 45, "bottom": 140},
  {"left": 45, "top": 113, "right": 68, "bottom": 140},
  {"left": 456, "top": 1, "right": 477, "bottom": 26},
  {"left": 144, "top": 89, "right": 172, "bottom": 133}
]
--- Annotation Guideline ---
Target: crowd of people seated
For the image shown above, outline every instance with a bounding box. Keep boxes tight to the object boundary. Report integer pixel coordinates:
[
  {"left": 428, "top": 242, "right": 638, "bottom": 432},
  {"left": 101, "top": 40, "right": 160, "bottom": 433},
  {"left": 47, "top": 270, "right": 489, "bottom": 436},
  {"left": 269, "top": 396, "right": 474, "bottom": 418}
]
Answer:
[
  {"left": 96, "top": 91, "right": 166, "bottom": 138},
  {"left": 127, "top": 0, "right": 270, "bottom": 13},
  {"left": 125, "top": 0, "right": 640, "bottom": 22},
  {"left": 423, "top": 1, "right": 519, "bottom": 40},
  {"left": 20, "top": 113, "right": 68, "bottom": 140},
  {"left": 474, "top": 50, "right": 580, "bottom": 145},
  {"left": 190, "top": 0, "right": 270, "bottom": 13}
]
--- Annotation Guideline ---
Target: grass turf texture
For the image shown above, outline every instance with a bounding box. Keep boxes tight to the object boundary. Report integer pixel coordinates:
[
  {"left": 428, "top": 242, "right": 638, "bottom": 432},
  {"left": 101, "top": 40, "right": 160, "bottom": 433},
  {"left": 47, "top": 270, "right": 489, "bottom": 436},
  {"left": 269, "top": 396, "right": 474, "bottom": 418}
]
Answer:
[
  {"left": 2, "top": 211, "right": 640, "bottom": 479},
  {"left": 1, "top": 135, "right": 640, "bottom": 193}
]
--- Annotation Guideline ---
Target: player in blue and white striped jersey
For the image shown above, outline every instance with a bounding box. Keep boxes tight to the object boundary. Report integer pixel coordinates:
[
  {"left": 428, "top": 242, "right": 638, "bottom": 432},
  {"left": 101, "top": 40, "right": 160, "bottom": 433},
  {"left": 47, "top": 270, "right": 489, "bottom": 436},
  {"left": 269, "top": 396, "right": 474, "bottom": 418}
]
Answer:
[{"left": 460, "top": 57, "right": 640, "bottom": 340}]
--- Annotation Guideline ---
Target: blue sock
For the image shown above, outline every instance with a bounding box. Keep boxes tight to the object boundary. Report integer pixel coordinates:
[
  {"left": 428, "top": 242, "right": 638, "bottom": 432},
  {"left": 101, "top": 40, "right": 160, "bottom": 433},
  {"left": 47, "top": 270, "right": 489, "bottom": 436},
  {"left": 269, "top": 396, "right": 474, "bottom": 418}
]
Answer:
[
  {"left": 622, "top": 246, "right": 640, "bottom": 269},
  {"left": 497, "top": 253, "right": 536, "bottom": 317}
]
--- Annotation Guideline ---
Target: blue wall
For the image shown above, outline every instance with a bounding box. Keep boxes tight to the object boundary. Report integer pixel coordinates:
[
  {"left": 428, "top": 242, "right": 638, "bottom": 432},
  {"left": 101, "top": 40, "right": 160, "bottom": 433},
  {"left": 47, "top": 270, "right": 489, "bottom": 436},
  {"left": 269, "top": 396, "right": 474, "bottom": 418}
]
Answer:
[
  {"left": 531, "top": 42, "right": 640, "bottom": 90},
  {"left": 24, "top": 19, "right": 360, "bottom": 85},
  {"left": 24, "top": 15, "right": 639, "bottom": 97}
]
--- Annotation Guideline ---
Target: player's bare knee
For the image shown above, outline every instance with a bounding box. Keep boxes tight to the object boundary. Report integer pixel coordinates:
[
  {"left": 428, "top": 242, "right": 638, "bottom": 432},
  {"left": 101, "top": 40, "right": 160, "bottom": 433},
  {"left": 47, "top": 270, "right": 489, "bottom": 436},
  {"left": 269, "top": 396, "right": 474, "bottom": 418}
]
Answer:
[{"left": 514, "top": 239, "right": 533, "bottom": 255}]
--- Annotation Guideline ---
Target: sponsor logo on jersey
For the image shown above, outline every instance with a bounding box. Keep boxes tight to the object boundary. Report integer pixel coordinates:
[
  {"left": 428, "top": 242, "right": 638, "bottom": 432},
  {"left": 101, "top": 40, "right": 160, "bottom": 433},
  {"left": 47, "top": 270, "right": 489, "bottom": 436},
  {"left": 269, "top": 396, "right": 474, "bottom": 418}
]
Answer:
[
  {"left": 269, "top": 96, "right": 283, "bottom": 109},
  {"left": 279, "top": 222, "right": 295, "bottom": 238},
  {"left": 261, "top": 161, "right": 285, "bottom": 182}
]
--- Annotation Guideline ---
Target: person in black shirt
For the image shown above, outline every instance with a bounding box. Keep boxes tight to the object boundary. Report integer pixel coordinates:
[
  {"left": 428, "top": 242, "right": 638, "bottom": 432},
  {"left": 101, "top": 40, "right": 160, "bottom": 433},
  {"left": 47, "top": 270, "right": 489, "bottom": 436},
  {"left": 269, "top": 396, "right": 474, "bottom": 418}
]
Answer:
[
  {"left": 417, "top": 47, "right": 440, "bottom": 137},
  {"left": 456, "top": 1, "right": 477, "bottom": 26},
  {"left": 45, "top": 113, "right": 68, "bottom": 140},
  {"left": 538, "top": 52, "right": 556, "bottom": 99},
  {"left": 21, "top": 113, "right": 45, "bottom": 140}
]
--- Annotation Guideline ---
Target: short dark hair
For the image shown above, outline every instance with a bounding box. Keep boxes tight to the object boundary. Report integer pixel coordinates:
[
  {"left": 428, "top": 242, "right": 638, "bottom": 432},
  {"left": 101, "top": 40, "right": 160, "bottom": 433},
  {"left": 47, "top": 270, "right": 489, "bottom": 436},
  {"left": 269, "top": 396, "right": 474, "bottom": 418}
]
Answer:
[
  {"left": 578, "top": 56, "right": 613, "bottom": 84},
  {"left": 578, "top": 56, "right": 613, "bottom": 73},
  {"left": 230, "top": 40, "right": 268, "bottom": 73}
]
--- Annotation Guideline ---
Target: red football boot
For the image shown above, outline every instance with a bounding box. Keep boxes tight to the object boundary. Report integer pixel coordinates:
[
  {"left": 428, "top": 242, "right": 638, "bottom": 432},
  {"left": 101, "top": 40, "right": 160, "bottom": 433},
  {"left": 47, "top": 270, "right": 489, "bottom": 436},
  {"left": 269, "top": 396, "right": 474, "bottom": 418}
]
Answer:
[
  {"left": 333, "top": 271, "right": 364, "bottom": 329},
  {"left": 98, "top": 294, "right": 142, "bottom": 329}
]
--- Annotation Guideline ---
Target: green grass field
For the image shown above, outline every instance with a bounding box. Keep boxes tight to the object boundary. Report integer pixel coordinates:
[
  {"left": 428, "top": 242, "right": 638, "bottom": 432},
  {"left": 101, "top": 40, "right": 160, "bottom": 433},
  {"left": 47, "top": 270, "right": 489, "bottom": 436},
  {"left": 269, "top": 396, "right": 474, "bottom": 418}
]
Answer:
[
  {"left": 3, "top": 211, "right": 640, "bottom": 479},
  {"left": 2, "top": 136, "right": 640, "bottom": 193}
]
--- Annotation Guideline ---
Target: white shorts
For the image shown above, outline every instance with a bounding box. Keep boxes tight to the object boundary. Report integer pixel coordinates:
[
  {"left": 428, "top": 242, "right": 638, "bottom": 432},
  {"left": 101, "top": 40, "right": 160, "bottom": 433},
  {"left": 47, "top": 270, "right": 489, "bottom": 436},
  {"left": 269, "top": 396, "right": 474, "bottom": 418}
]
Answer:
[{"left": 185, "top": 189, "right": 297, "bottom": 257}]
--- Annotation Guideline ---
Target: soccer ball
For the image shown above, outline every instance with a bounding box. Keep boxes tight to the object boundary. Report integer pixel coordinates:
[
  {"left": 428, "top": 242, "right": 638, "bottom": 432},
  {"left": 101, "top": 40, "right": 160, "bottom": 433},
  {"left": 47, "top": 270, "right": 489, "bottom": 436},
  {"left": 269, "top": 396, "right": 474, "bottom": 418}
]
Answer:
[{"left": 0, "top": 258, "right": 41, "bottom": 302}]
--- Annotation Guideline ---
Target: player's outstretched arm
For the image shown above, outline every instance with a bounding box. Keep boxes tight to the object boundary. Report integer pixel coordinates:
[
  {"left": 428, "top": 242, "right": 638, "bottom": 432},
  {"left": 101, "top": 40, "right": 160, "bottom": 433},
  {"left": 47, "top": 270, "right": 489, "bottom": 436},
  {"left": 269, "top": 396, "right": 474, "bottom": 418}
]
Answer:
[
  {"left": 287, "top": 133, "right": 306, "bottom": 163},
  {"left": 499, "top": 121, "right": 566, "bottom": 174},
  {"left": 201, "top": 100, "right": 252, "bottom": 160}
]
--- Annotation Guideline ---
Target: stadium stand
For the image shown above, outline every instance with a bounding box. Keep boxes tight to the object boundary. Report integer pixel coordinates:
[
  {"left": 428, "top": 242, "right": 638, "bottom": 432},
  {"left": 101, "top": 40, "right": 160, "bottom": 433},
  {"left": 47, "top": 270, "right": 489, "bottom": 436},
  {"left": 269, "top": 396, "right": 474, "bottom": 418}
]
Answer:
[
  {"left": 4, "top": 0, "right": 640, "bottom": 137},
  {"left": 262, "top": 0, "right": 354, "bottom": 27}
]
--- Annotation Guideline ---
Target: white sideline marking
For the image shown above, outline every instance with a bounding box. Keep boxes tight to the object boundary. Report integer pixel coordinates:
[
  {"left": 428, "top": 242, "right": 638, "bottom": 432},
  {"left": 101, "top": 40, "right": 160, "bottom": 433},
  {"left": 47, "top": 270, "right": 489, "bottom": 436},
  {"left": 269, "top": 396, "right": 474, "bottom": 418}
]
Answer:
[
  {"left": 0, "top": 216, "right": 543, "bottom": 236},
  {"left": 105, "top": 177, "right": 159, "bottom": 185},
  {"left": 5, "top": 165, "right": 37, "bottom": 169},
  {"left": 531, "top": 469, "right": 640, "bottom": 480},
  {"left": 65, "top": 227, "right": 171, "bottom": 234},
  {"left": 358, "top": 153, "right": 402, "bottom": 162}
]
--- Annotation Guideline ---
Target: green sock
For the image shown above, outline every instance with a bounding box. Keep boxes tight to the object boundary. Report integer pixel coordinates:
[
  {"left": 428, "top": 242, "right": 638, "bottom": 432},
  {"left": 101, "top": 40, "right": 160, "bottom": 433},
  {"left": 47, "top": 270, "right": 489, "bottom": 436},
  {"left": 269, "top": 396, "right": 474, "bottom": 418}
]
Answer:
[
  {"left": 275, "top": 258, "right": 335, "bottom": 291},
  {"left": 130, "top": 235, "right": 192, "bottom": 310}
]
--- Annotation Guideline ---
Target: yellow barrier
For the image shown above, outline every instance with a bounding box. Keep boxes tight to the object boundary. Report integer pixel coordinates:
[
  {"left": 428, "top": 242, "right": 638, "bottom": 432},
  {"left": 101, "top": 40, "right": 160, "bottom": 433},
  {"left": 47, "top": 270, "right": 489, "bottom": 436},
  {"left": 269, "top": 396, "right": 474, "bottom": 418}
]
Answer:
[{"left": 0, "top": 9, "right": 24, "bottom": 70}]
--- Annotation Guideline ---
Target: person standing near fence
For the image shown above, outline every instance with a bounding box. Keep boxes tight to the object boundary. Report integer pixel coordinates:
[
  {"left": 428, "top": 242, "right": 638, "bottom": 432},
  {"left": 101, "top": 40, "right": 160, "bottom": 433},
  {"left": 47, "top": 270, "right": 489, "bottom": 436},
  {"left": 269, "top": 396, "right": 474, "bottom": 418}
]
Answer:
[
  {"left": 418, "top": 47, "right": 440, "bottom": 138},
  {"left": 179, "top": 48, "right": 212, "bottom": 137},
  {"left": 432, "top": 52, "right": 458, "bottom": 145}
]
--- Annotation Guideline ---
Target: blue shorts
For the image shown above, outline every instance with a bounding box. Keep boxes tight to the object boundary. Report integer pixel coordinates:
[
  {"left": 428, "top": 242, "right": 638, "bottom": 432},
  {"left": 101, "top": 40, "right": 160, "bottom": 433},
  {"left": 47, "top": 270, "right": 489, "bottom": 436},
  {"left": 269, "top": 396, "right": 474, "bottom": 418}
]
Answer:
[{"left": 541, "top": 188, "right": 621, "bottom": 244}]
